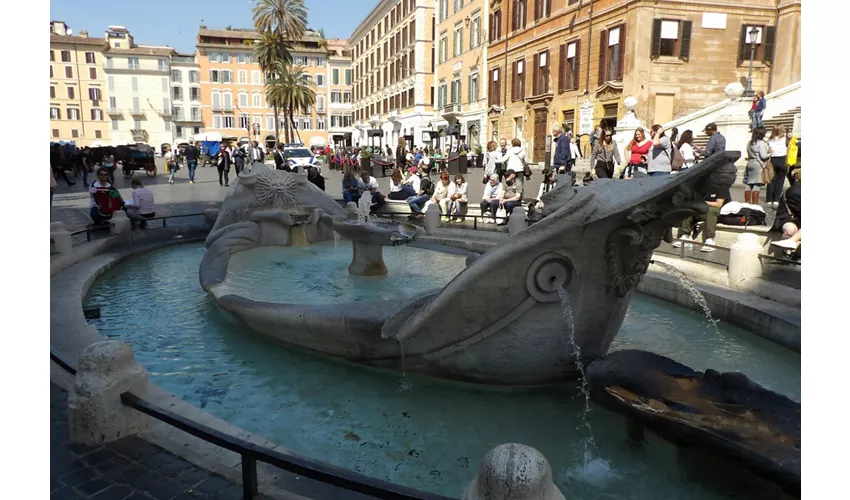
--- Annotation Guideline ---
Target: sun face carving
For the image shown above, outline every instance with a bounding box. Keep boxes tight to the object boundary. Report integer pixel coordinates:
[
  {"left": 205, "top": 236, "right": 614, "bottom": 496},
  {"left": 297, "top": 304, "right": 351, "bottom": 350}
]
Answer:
[{"left": 239, "top": 165, "right": 300, "bottom": 207}]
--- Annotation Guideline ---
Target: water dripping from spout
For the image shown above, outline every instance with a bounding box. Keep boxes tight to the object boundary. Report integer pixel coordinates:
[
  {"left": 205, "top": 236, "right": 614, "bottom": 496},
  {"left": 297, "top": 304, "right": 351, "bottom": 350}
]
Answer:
[
  {"left": 557, "top": 286, "right": 596, "bottom": 456},
  {"left": 396, "top": 340, "right": 413, "bottom": 392},
  {"left": 650, "top": 260, "right": 738, "bottom": 369}
]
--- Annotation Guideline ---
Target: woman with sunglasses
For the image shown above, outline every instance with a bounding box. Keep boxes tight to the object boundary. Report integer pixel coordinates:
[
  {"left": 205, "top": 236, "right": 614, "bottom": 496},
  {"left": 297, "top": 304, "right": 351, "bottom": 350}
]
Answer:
[
  {"left": 88, "top": 168, "right": 123, "bottom": 226},
  {"left": 623, "top": 129, "right": 651, "bottom": 178},
  {"left": 591, "top": 128, "right": 621, "bottom": 179}
]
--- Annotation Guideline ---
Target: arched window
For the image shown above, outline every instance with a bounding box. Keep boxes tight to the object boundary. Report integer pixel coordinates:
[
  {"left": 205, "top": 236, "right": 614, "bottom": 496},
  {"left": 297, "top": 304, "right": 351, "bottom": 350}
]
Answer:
[
  {"left": 252, "top": 91, "right": 262, "bottom": 108},
  {"left": 238, "top": 90, "right": 248, "bottom": 108},
  {"left": 211, "top": 90, "right": 221, "bottom": 110}
]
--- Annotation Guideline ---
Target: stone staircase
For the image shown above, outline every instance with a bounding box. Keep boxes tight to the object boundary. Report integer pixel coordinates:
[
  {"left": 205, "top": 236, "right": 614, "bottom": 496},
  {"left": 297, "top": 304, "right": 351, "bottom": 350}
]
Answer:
[{"left": 692, "top": 106, "right": 801, "bottom": 150}]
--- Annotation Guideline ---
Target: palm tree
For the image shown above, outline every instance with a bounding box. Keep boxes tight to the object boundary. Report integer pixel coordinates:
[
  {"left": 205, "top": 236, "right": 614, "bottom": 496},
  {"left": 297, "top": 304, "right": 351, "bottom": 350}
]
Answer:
[
  {"left": 253, "top": 32, "right": 289, "bottom": 146},
  {"left": 252, "top": 0, "right": 307, "bottom": 146},
  {"left": 264, "top": 64, "right": 316, "bottom": 144},
  {"left": 252, "top": 0, "right": 307, "bottom": 41}
]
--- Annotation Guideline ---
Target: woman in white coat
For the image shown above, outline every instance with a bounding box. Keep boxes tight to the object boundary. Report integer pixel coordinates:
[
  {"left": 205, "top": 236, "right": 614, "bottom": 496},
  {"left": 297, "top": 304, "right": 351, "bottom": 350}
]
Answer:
[{"left": 503, "top": 138, "right": 527, "bottom": 194}]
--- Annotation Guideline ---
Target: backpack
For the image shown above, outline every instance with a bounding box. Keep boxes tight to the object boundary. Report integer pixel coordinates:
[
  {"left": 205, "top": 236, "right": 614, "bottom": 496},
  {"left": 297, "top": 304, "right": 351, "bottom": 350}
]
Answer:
[
  {"left": 670, "top": 144, "right": 684, "bottom": 170},
  {"left": 720, "top": 207, "right": 766, "bottom": 227}
]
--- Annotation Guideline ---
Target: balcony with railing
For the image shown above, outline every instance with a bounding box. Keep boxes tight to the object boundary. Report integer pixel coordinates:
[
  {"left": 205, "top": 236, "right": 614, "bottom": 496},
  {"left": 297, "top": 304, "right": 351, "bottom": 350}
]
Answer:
[
  {"left": 130, "top": 129, "right": 148, "bottom": 141},
  {"left": 130, "top": 108, "right": 146, "bottom": 117},
  {"left": 441, "top": 103, "right": 463, "bottom": 121},
  {"left": 107, "top": 107, "right": 122, "bottom": 116}
]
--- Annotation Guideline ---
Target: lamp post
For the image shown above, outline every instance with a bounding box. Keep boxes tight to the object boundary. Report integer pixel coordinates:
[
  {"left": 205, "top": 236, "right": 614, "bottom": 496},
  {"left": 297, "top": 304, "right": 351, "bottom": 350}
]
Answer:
[{"left": 743, "top": 26, "right": 760, "bottom": 98}]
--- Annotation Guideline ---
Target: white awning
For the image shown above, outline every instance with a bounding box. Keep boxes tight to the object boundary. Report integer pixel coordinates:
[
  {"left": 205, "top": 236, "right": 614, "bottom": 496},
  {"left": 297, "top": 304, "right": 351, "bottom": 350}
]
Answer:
[
  {"left": 309, "top": 136, "right": 326, "bottom": 146},
  {"left": 193, "top": 132, "right": 222, "bottom": 142}
]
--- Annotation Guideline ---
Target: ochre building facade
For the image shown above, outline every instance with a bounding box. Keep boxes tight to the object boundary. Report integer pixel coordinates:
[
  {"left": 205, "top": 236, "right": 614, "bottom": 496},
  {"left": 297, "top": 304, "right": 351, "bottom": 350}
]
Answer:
[{"left": 486, "top": 0, "right": 801, "bottom": 162}]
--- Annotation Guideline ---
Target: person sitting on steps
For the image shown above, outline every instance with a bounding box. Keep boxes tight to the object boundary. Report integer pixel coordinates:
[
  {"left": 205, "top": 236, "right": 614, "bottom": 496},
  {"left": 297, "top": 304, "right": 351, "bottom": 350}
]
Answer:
[
  {"left": 124, "top": 179, "right": 155, "bottom": 229},
  {"left": 673, "top": 181, "right": 730, "bottom": 252},
  {"left": 498, "top": 169, "right": 523, "bottom": 226}
]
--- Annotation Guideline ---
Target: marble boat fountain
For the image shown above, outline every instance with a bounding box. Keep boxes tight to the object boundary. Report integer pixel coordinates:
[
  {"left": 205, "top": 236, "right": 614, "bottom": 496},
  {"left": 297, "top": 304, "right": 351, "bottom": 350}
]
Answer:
[{"left": 200, "top": 155, "right": 741, "bottom": 386}]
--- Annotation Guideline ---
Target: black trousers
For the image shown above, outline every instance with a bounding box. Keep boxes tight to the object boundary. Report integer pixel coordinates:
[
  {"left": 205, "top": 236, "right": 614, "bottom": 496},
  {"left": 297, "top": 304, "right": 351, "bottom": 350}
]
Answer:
[
  {"left": 218, "top": 166, "right": 230, "bottom": 185},
  {"left": 767, "top": 156, "right": 787, "bottom": 203},
  {"left": 595, "top": 161, "right": 614, "bottom": 179}
]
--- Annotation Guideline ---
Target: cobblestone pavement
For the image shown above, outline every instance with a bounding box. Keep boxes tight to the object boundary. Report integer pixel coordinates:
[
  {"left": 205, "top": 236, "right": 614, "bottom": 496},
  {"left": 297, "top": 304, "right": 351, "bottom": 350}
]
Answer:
[{"left": 51, "top": 383, "right": 276, "bottom": 500}]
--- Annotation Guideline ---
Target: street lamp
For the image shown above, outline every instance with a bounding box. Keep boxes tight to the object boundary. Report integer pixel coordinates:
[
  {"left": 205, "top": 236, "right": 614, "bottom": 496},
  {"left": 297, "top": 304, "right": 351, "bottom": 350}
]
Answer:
[{"left": 743, "top": 26, "right": 760, "bottom": 98}]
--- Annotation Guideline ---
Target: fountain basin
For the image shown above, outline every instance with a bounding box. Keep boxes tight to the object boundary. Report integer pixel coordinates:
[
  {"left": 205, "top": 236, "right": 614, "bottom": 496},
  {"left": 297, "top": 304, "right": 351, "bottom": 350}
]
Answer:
[
  {"left": 201, "top": 152, "right": 744, "bottom": 385},
  {"left": 84, "top": 242, "right": 800, "bottom": 498}
]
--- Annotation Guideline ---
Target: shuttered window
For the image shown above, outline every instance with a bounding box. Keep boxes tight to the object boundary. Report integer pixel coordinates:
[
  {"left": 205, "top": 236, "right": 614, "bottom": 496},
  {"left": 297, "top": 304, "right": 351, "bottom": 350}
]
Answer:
[
  {"left": 511, "top": 59, "right": 525, "bottom": 101},
  {"left": 737, "top": 25, "right": 776, "bottom": 64},
  {"left": 650, "top": 19, "right": 693, "bottom": 60},
  {"left": 532, "top": 50, "right": 550, "bottom": 96},
  {"left": 558, "top": 39, "right": 581, "bottom": 92},
  {"left": 598, "top": 24, "right": 626, "bottom": 84}
]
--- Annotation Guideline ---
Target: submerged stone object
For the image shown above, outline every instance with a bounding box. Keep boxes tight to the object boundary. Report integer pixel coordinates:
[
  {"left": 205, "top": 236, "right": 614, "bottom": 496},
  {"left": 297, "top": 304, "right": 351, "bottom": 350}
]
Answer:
[
  {"left": 201, "top": 152, "right": 741, "bottom": 385},
  {"left": 586, "top": 349, "right": 800, "bottom": 494},
  {"left": 463, "top": 443, "right": 565, "bottom": 500}
]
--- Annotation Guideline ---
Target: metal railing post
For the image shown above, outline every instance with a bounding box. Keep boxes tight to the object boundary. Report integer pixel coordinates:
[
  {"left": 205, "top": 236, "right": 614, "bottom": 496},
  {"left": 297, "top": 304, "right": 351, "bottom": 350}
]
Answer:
[
  {"left": 242, "top": 455, "right": 258, "bottom": 499},
  {"left": 163, "top": 217, "right": 167, "bottom": 227}
]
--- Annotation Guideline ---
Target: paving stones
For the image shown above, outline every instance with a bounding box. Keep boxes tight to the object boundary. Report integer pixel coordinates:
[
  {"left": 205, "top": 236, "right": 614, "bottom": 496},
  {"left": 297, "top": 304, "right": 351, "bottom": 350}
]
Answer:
[{"left": 50, "top": 383, "right": 240, "bottom": 500}]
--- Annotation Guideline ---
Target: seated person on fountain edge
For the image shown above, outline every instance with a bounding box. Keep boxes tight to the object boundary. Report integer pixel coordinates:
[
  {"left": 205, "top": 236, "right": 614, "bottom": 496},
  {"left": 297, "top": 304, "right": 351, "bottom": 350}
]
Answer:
[
  {"left": 388, "top": 170, "right": 417, "bottom": 200},
  {"left": 342, "top": 171, "right": 361, "bottom": 204},
  {"left": 358, "top": 171, "right": 386, "bottom": 208},
  {"left": 123, "top": 179, "right": 155, "bottom": 228},
  {"left": 480, "top": 174, "right": 503, "bottom": 223},
  {"left": 433, "top": 172, "right": 452, "bottom": 221},
  {"left": 498, "top": 169, "right": 524, "bottom": 226},
  {"left": 673, "top": 181, "right": 731, "bottom": 253},
  {"left": 406, "top": 170, "right": 435, "bottom": 219}
]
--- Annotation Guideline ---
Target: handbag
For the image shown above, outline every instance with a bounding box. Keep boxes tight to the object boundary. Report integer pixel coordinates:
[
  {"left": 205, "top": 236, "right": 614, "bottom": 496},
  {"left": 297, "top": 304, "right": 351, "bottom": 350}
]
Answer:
[
  {"left": 761, "top": 157, "right": 775, "bottom": 184},
  {"left": 523, "top": 160, "right": 533, "bottom": 179}
]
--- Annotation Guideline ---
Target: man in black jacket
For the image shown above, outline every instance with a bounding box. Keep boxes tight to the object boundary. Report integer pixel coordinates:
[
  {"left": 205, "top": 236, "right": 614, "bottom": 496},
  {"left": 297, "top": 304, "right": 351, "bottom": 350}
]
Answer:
[
  {"left": 406, "top": 173, "right": 434, "bottom": 219},
  {"left": 273, "top": 145, "right": 287, "bottom": 170}
]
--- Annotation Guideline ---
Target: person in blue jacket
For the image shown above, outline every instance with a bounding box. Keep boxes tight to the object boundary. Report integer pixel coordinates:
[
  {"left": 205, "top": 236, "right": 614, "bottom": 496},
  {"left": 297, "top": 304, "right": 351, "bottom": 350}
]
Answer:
[{"left": 552, "top": 126, "right": 573, "bottom": 173}]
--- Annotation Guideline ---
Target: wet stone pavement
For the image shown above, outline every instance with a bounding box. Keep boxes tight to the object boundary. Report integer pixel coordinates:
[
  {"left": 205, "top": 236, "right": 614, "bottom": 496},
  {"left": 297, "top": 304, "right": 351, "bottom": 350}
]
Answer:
[{"left": 51, "top": 383, "right": 274, "bottom": 500}]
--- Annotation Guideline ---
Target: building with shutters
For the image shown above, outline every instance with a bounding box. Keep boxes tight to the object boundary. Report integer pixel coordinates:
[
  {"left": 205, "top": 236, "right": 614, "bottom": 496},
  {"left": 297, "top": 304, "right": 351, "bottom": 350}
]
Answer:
[
  {"left": 102, "top": 26, "right": 176, "bottom": 148},
  {"left": 432, "top": 0, "right": 490, "bottom": 151},
  {"left": 196, "top": 28, "right": 338, "bottom": 149},
  {"left": 49, "top": 21, "right": 111, "bottom": 146},
  {"left": 350, "top": 0, "right": 435, "bottom": 149},
  {"left": 170, "top": 52, "right": 204, "bottom": 142},
  {"left": 486, "top": 0, "right": 801, "bottom": 164},
  {"left": 326, "top": 39, "right": 355, "bottom": 148}
]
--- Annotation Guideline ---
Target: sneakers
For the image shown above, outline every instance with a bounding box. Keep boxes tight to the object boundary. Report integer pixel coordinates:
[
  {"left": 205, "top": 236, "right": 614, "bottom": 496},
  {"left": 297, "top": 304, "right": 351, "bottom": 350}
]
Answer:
[
  {"left": 700, "top": 238, "right": 716, "bottom": 252},
  {"left": 189, "top": 180, "right": 194, "bottom": 184},
  {"left": 442, "top": 216, "right": 451, "bottom": 223},
  {"left": 453, "top": 217, "right": 465, "bottom": 223},
  {"left": 673, "top": 235, "right": 693, "bottom": 249}
]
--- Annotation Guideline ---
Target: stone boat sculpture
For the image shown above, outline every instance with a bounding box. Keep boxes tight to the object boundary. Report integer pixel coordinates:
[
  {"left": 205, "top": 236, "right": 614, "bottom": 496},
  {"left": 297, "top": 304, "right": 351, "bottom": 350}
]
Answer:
[{"left": 200, "top": 153, "right": 740, "bottom": 385}]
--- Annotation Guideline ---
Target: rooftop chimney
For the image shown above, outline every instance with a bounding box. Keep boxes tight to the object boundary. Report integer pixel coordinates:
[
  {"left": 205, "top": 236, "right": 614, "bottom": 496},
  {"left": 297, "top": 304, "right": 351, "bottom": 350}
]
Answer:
[{"left": 79, "top": 30, "right": 89, "bottom": 38}]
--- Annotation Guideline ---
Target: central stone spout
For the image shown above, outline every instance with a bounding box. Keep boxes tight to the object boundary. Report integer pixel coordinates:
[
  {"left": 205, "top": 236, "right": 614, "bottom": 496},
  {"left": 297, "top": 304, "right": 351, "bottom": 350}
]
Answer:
[{"left": 322, "top": 216, "right": 420, "bottom": 277}]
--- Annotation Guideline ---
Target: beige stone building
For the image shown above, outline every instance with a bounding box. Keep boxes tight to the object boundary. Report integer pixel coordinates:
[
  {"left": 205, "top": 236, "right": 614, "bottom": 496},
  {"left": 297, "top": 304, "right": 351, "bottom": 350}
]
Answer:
[
  {"left": 196, "top": 28, "right": 337, "bottom": 149},
  {"left": 351, "top": 0, "right": 435, "bottom": 149},
  {"left": 433, "top": 0, "right": 490, "bottom": 150},
  {"left": 486, "top": 0, "right": 801, "bottom": 163},
  {"left": 103, "top": 26, "right": 175, "bottom": 148},
  {"left": 49, "top": 21, "right": 110, "bottom": 146},
  {"left": 327, "top": 40, "right": 355, "bottom": 148}
]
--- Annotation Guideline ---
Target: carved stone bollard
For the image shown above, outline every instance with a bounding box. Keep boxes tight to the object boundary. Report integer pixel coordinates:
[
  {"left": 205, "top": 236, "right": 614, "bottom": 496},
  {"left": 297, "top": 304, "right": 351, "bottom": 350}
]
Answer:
[
  {"left": 109, "top": 210, "right": 132, "bottom": 236},
  {"left": 509, "top": 206, "right": 528, "bottom": 236},
  {"left": 728, "top": 232, "right": 763, "bottom": 289},
  {"left": 204, "top": 208, "right": 220, "bottom": 227},
  {"left": 50, "top": 222, "right": 72, "bottom": 257},
  {"left": 423, "top": 203, "right": 440, "bottom": 235},
  {"left": 463, "top": 443, "right": 566, "bottom": 500},
  {"left": 67, "top": 340, "right": 149, "bottom": 445}
]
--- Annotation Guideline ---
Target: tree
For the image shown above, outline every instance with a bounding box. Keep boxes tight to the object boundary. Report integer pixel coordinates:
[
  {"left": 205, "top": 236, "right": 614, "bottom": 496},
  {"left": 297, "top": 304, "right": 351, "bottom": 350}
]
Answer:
[
  {"left": 252, "top": 0, "right": 307, "bottom": 147},
  {"left": 253, "top": 32, "right": 289, "bottom": 147},
  {"left": 265, "top": 64, "right": 315, "bottom": 145}
]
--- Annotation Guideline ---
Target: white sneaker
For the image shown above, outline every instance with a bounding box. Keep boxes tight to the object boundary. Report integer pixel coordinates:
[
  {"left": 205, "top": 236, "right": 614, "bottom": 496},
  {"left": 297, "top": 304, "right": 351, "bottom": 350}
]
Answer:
[
  {"left": 673, "top": 235, "right": 693, "bottom": 249},
  {"left": 700, "top": 238, "right": 716, "bottom": 252}
]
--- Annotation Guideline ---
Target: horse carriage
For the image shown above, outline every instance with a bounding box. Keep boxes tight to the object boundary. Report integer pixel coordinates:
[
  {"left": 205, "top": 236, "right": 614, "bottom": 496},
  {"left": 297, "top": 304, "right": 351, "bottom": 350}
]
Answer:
[{"left": 117, "top": 144, "right": 157, "bottom": 178}]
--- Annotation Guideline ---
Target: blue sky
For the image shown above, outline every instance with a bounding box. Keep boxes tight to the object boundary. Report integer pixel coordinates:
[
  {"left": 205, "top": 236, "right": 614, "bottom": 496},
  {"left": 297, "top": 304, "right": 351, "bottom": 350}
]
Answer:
[{"left": 49, "top": 0, "right": 378, "bottom": 53}]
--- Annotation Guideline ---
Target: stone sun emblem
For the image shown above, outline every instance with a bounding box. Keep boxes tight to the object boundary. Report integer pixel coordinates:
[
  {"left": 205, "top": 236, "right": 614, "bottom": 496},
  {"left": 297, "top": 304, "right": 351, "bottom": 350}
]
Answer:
[{"left": 252, "top": 168, "right": 300, "bottom": 207}]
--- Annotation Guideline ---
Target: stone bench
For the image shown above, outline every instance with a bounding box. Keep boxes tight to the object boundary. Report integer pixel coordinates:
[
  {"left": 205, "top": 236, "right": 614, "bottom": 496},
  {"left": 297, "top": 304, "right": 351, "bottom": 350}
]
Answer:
[{"left": 689, "top": 221, "right": 774, "bottom": 248}]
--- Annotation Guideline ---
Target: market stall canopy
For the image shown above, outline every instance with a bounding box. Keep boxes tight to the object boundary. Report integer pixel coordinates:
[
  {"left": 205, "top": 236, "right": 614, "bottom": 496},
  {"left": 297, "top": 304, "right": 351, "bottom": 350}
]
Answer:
[{"left": 309, "top": 136, "right": 326, "bottom": 147}]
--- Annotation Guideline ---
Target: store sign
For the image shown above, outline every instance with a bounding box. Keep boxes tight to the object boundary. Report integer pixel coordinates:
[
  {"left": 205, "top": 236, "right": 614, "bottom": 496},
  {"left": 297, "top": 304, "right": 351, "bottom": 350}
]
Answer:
[{"left": 579, "top": 101, "right": 594, "bottom": 135}]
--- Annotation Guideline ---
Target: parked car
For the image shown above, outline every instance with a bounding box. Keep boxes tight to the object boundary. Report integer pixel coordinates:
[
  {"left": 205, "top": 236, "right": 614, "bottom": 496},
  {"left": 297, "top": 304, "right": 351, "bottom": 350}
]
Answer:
[{"left": 284, "top": 146, "right": 320, "bottom": 173}]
